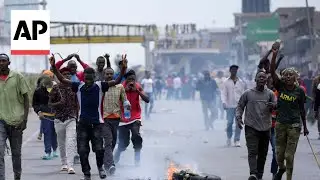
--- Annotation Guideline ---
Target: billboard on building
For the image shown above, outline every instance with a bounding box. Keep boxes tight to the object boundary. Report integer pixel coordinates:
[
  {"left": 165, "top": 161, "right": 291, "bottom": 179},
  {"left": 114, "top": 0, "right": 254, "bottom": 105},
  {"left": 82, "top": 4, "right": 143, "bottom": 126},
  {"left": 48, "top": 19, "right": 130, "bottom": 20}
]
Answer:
[{"left": 245, "top": 16, "right": 279, "bottom": 43}]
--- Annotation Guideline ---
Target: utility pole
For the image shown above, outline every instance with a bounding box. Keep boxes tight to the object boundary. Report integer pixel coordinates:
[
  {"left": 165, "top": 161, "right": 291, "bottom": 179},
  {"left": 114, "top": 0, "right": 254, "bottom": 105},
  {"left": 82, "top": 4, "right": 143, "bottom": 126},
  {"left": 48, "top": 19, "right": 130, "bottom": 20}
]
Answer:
[
  {"left": 305, "top": 0, "right": 313, "bottom": 49},
  {"left": 40, "top": 0, "right": 48, "bottom": 69},
  {"left": 239, "top": 15, "right": 245, "bottom": 67}
]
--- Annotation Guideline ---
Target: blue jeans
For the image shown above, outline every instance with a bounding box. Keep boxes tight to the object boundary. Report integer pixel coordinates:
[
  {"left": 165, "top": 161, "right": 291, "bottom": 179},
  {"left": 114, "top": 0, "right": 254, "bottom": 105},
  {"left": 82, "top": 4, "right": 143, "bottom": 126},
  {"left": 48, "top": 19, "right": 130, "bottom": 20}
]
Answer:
[
  {"left": 270, "top": 127, "right": 278, "bottom": 174},
  {"left": 41, "top": 117, "right": 58, "bottom": 154},
  {"left": 226, "top": 108, "right": 241, "bottom": 142}
]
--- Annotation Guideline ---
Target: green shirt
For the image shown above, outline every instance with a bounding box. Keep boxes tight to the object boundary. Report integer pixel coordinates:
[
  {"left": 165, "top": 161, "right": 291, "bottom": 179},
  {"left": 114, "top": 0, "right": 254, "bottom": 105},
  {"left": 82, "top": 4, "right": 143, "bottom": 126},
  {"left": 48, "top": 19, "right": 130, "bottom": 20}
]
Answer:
[
  {"left": 0, "top": 70, "right": 30, "bottom": 126},
  {"left": 276, "top": 81, "right": 305, "bottom": 124}
]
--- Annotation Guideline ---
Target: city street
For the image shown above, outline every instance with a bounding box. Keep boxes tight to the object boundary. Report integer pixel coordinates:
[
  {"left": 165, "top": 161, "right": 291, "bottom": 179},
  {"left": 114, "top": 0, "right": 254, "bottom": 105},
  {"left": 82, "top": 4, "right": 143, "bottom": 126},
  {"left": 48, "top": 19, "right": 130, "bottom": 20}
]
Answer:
[{"left": 4, "top": 99, "right": 320, "bottom": 180}]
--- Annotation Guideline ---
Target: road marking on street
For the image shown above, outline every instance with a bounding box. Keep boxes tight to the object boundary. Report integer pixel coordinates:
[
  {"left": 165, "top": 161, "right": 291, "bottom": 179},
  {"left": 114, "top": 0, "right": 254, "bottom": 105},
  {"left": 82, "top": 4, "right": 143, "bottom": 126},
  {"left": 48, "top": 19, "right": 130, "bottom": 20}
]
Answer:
[{"left": 22, "top": 130, "right": 40, "bottom": 147}]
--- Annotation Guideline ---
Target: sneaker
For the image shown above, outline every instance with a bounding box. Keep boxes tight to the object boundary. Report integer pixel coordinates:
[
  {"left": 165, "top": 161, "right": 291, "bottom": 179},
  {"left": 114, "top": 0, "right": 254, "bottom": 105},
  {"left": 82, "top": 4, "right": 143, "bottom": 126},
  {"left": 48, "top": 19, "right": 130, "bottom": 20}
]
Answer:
[
  {"left": 61, "top": 165, "right": 68, "bottom": 171},
  {"left": 68, "top": 167, "right": 75, "bottom": 174},
  {"left": 235, "top": 141, "right": 241, "bottom": 147},
  {"left": 108, "top": 165, "right": 116, "bottom": 176},
  {"left": 42, "top": 153, "right": 52, "bottom": 160},
  {"left": 226, "top": 139, "right": 231, "bottom": 147},
  {"left": 52, "top": 151, "right": 59, "bottom": 158},
  {"left": 273, "top": 169, "right": 286, "bottom": 180},
  {"left": 98, "top": 167, "right": 107, "bottom": 179},
  {"left": 248, "top": 174, "right": 258, "bottom": 180},
  {"left": 74, "top": 155, "right": 80, "bottom": 164}
]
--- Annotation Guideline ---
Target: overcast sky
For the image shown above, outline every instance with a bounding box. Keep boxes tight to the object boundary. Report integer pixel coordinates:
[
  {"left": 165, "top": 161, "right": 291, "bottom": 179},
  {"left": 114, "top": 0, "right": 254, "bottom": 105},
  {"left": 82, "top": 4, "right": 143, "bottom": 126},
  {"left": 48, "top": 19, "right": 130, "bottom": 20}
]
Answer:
[
  {"left": 48, "top": 0, "right": 320, "bottom": 67},
  {"left": 5, "top": 0, "right": 320, "bottom": 71}
]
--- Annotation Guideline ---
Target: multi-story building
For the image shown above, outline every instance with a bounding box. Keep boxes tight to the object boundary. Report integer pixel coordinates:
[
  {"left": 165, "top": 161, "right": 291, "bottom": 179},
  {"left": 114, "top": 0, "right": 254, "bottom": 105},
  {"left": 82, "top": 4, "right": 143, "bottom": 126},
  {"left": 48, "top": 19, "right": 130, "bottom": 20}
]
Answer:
[
  {"left": 275, "top": 7, "right": 318, "bottom": 73},
  {"left": 152, "top": 25, "right": 234, "bottom": 75},
  {"left": 232, "top": 12, "right": 273, "bottom": 68}
]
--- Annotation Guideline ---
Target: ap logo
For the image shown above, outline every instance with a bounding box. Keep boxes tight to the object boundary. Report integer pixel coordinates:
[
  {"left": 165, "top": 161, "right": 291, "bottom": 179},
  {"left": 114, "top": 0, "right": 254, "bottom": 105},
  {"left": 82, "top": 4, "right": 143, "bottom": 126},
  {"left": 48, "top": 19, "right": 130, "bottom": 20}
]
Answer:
[{"left": 11, "top": 10, "right": 50, "bottom": 55}]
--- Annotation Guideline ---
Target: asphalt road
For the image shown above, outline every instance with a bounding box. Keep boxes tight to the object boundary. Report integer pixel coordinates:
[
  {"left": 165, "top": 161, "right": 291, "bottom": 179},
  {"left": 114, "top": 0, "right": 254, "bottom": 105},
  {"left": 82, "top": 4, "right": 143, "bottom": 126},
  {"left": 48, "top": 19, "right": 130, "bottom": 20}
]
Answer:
[{"left": 4, "top": 99, "right": 320, "bottom": 180}]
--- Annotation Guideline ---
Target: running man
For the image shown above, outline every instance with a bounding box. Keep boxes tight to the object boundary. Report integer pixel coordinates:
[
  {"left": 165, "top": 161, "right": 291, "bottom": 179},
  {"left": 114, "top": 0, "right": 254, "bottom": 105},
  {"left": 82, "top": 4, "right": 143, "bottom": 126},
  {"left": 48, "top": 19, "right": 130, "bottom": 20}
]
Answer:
[
  {"left": 49, "top": 53, "right": 127, "bottom": 180},
  {"left": 270, "top": 42, "right": 309, "bottom": 180},
  {"left": 102, "top": 56, "right": 129, "bottom": 176},
  {"left": 141, "top": 71, "right": 154, "bottom": 119},
  {"left": 215, "top": 71, "right": 226, "bottom": 120},
  {"left": 0, "top": 53, "right": 30, "bottom": 180},
  {"left": 49, "top": 67, "right": 78, "bottom": 174},
  {"left": 196, "top": 70, "right": 219, "bottom": 130},
  {"left": 36, "top": 70, "right": 55, "bottom": 140},
  {"left": 32, "top": 75, "right": 58, "bottom": 160},
  {"left": 222, "top": 65, "right": 246, "bottom": 147},
  {"left": 114, "top": 70, "right": 150, "bottom": 166},
  {"left": 236, "top": 71, "right": 276, "bottom": 180}
]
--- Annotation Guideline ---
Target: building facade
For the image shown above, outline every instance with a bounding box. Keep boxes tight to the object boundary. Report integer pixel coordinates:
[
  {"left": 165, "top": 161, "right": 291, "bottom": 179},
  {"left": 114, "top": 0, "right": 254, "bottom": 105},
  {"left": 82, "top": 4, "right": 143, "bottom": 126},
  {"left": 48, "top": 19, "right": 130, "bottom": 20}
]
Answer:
[
  {"left": 275, "top": 7, "right": 318, "bottom": 73},
  {"left": 242, "top": 0, "right": 270, "bottom": 13}
]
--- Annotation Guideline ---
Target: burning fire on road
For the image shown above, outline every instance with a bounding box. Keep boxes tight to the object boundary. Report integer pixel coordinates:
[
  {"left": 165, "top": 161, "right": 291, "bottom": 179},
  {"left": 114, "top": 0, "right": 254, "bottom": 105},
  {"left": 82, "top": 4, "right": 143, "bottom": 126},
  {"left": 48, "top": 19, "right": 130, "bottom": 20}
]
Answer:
[{"left": 127, "top": 160, "right": 221, "bottom": 180}]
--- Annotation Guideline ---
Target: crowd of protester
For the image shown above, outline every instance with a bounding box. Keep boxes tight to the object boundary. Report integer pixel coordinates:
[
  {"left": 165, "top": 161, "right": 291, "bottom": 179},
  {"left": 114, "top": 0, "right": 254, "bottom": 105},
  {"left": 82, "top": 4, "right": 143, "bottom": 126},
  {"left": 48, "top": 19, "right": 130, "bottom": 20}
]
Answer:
[{"left": 1, "top": 40, "right": 320, "bottom": 180}]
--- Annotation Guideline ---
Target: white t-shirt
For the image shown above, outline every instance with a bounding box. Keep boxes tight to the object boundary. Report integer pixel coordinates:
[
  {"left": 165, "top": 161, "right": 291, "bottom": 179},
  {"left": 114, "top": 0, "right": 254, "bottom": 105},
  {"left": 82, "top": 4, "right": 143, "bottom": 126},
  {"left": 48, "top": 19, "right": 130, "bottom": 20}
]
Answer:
[
  {"left": 173, "top": 77, "right": 182, "bottom": 89},
  {"left": 141, "top": 78, "right": 153, "bottom": 93}
]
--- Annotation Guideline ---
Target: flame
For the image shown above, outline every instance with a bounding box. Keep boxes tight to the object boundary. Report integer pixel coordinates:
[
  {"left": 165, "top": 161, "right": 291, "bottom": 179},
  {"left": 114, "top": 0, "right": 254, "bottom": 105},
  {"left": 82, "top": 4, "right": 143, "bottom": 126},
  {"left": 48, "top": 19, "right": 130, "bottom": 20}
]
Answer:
[{"left": 167, "top": 162, "right": 178, "bottom": 180}]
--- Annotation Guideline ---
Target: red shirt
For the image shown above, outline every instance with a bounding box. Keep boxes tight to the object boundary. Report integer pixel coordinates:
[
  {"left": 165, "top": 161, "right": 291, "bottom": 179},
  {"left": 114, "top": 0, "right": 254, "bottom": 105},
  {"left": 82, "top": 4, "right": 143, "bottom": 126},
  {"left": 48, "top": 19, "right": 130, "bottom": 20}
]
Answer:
[
  {"left": 121, "top": 81, "right": 142, "bottom": 123},
  {"left": 0, "top": 74, "right": 8, "bottom": 81},
  {"left": 55, "top": 59, "right": 89, "bottom": 82}
]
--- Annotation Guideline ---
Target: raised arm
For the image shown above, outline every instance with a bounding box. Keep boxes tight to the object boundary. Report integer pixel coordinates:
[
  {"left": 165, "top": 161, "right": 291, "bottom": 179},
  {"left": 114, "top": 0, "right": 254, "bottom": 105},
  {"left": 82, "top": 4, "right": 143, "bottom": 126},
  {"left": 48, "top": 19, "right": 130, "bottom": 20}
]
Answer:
[
  {"left": 137, "top": 86, "right": 150, "bottom": 103},
  {"left": 49, "top": 54, "right": 72, "bottom": 85},
  {"left": 270, "top": 43, "right": 281, "bottom": 90},
  {"left": 55, "top": 54, "right": 74, "bottom": 69},
  {"left": 74, "top": 54, "right": 89, "bottom": 69},
  {"left": 107, "top": 54, "right": 128, "bottom": 87},
  {"left": 275, "top": 54, "right": 284, "bottom": 70},
  {"left": 258, "top": 49, "right": 271, "bottom": 70}
]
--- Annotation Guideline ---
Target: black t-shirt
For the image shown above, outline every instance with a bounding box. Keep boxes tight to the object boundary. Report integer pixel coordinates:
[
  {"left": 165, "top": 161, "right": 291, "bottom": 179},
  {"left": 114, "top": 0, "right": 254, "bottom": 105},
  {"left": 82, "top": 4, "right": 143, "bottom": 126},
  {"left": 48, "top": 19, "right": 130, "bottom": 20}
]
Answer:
[{"left": 276, "top": 81, "right": 305, "bottom": 124}]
